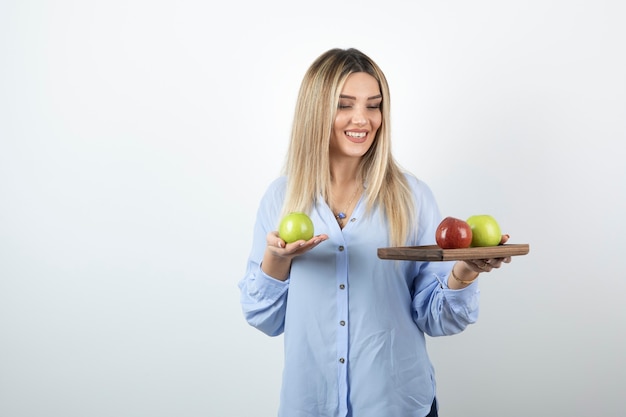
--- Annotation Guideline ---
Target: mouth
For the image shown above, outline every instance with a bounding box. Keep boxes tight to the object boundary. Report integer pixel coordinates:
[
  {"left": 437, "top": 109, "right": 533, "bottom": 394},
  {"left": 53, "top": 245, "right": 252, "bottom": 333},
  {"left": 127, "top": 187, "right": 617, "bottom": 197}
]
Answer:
[{"left": 345, "top": 130, "right": 368, "bottom": 143}]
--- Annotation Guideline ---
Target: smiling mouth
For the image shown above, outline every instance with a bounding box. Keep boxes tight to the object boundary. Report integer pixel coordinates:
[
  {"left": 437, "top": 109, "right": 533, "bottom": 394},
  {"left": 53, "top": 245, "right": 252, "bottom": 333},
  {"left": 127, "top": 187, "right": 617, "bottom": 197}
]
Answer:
[{"left": 345, "top": 131, "right": 367, "bottom": 139}]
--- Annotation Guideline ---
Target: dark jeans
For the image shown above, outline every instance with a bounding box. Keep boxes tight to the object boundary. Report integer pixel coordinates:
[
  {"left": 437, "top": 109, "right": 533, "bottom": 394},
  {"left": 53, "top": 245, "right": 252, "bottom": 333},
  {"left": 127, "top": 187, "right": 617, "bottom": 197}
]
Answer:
[{"left": 425, "top": 397, "right": 438, "bottom": 417}]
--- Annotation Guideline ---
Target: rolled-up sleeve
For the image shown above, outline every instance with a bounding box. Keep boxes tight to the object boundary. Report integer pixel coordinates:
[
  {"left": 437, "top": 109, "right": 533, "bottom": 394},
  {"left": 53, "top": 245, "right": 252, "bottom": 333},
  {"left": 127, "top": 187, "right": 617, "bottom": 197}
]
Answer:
[
  {"left": 239, "top": 264, "right": 289, "bottom": 336},
  {"left": 411, "top": 263, "right": 480, "bottom": 337},
  {"left": 238, "top": 177, "right": 290, "bottom": 336}
]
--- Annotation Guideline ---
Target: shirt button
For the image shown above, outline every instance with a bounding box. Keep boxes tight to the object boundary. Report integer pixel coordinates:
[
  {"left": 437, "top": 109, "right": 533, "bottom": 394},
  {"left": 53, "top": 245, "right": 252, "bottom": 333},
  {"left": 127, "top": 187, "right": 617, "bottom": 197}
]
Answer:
[
  {"left": 350, "top": 218, "right": 356, "bottom": 222},
  {"left": 339, "top": 284, "right": 345, "bottom": 290},
  {"left": 339, "top": 358, "right": 345, "bottom": 364},
  {"left": 338, "top": 245, "right": 344, "bottom": 251},
  {"left": 340, "top": 320, "right": 346, "bottom": 326}
]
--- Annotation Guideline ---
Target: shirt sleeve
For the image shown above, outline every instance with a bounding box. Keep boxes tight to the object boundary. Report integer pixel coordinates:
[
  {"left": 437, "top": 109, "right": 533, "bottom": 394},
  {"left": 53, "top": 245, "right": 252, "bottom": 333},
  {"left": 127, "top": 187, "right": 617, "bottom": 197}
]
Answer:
[
  {"left": 238, "top": 177, "right": 290, "bottom": 337},
  {"left": 406, "top": 175, "right": 481, "bottom": 336},
  {"left": 412, "top": 264, "right": 480, "bottom": 336}
]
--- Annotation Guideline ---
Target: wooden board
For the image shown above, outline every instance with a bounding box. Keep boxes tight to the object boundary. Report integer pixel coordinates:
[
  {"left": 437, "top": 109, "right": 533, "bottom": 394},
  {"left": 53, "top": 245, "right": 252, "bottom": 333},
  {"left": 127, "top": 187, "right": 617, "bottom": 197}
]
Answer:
[{"left": 377, "top": 243, "right": 530, "bottom": 261}]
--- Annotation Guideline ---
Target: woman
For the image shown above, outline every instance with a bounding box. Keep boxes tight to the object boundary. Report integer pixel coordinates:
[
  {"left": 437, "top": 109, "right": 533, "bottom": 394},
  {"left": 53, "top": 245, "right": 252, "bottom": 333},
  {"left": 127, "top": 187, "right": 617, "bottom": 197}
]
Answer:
[{"left": 239, "top": 48, "right": 510, "bottom": 417}]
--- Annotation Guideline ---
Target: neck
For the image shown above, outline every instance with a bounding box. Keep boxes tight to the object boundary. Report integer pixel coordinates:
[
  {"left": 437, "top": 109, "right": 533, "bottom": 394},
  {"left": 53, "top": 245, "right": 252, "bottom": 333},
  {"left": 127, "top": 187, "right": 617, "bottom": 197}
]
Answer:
[{"left": 330, "top": 159, "right": 360, "bottom": 186}]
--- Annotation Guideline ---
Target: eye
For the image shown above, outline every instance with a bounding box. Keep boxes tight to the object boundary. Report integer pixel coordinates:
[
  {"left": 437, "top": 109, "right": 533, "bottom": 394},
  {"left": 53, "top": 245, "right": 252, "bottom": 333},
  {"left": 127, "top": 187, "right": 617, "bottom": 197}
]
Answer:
[{"left": 338, "top": 103, "right": 352, "bottom": 109}]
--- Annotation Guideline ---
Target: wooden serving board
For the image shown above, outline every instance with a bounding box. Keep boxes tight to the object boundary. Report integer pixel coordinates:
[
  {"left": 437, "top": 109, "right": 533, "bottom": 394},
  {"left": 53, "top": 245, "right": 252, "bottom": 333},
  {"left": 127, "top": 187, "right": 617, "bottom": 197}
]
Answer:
[{"left": 377, "top": 243, "right": 530, "bottom": 262}]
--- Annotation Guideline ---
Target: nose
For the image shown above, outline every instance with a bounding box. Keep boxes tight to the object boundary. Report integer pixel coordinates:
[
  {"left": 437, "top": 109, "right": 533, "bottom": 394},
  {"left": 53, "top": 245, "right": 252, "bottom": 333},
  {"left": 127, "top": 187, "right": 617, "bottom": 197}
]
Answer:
[{"left": 351, "top": 107, "right": 367, "bottom": 126}]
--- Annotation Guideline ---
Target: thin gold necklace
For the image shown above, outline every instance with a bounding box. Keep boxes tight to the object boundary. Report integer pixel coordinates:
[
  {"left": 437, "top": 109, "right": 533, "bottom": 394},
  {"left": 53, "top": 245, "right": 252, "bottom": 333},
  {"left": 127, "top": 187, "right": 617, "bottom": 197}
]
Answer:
[{"left": 334, "top": 183, "right": 361, "bottom": 225}]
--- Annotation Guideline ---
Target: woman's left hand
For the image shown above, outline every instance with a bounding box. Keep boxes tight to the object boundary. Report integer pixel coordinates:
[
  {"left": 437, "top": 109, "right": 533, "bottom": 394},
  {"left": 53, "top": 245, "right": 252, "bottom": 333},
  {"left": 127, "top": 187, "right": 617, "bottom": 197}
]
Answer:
[{"left": 462, "top": 234, "right": 512, "bottom": 274}]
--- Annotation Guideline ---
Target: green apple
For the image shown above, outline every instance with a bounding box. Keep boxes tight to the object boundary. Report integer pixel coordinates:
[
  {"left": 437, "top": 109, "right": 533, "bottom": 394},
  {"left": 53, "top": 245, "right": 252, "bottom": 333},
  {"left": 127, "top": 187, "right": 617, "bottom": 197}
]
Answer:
[
  {"left": 278, "top": 212, "right": 314, "bottom": 244},
  {"left": 466, "top": 214, "right": 502, "bottom": 247}
]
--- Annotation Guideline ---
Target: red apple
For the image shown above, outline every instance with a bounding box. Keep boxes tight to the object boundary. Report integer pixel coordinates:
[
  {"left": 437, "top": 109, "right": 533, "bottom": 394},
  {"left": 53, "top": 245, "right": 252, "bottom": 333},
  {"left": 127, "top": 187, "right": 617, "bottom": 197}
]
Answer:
[{"left": 435, "top": 216, "right": 473, "bottom": 249}]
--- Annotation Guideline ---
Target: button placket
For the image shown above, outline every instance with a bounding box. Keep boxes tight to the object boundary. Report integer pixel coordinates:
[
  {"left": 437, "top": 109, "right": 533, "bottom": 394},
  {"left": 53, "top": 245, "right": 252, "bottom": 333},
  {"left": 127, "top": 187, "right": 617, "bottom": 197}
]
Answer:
[{"left": 335, "top": 234, "right": 349, "bottom": 414}]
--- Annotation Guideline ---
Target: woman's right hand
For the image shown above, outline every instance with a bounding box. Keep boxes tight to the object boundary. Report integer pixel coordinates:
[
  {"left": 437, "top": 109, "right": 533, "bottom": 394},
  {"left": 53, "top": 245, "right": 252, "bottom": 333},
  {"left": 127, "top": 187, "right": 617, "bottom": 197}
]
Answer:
[
  {"left": 261, "top": 231, "right": 329, "bottom": 281},
  {"left": 266, "top": 231, "right": 329, "bottom": 259}
]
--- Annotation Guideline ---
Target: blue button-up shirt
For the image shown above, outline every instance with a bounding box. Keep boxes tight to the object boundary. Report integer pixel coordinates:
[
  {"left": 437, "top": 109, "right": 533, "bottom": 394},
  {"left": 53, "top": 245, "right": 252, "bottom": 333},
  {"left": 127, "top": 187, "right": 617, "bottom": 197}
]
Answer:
[{"left": 239, "top": 174, "right": 480, "bottom": 417}]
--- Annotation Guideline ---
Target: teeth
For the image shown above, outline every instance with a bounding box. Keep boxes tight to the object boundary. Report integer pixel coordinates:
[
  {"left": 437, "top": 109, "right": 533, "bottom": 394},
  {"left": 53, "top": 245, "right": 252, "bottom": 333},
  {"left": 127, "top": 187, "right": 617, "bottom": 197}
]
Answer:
[{"left": 346, "top": 131, "right": 366, "bottom": 138}]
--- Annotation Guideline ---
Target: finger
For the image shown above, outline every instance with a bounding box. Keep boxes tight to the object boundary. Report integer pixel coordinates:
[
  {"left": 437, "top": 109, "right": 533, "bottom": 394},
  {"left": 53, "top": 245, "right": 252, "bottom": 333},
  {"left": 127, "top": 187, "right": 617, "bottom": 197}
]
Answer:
[
  {"left": 470, "top": 260, "right": 484, "bottom": 269},
  {"left": 272, "top": 233, "right": 285, "bottom": 249},
  {"left": 285, "top": 237, "right": 324, "bottom": 255},
  {"left": 488, "top": 258, "right": 503, "bottom": 268},
  {"left": 284, "top": 239, "right": 306, "bottom": 249},
  {"left": 471, "top": 260, "right": 491, "bottom": 272},
  {"left": 311, "top": 234, "right": 329, "bottom": 244},
  {"left": 488, "top": 257, "right": 507, "bottom": 264},
  {"left": 466, "top": 264, "right": 480, "bottom": 273},
  {"left": 499, "top": 234, "right": 510, "bottom": 245},
  {"left": 294, "top": 234, "right": 329, "bottom": 248},
  {"left": 484, "top": 256, "right": 512, "bottom": 269},
  {"left": 266, "top": 231, "right": 284, "bottom": 250}
]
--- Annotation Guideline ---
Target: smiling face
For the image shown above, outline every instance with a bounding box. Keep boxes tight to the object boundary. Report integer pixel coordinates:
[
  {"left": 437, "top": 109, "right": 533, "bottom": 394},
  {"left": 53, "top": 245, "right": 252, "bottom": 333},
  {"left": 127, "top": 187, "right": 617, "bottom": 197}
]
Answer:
[{"left": 329, "top": 72, "right": 382, "bottom": 160}]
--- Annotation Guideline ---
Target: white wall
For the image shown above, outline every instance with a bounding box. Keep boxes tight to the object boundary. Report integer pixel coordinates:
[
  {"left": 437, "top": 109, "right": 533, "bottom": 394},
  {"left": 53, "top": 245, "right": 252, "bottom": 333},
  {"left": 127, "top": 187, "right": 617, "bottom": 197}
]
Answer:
[{"left": 1, "top": 1, "right": 624, "bottom": 416}]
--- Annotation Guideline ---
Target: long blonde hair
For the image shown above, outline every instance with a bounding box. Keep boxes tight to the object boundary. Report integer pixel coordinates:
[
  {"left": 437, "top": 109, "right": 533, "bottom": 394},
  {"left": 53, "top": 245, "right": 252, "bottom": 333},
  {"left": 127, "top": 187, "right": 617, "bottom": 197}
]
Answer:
[{"left": 282, "top": 48, "right": 416, "bottom": 247}]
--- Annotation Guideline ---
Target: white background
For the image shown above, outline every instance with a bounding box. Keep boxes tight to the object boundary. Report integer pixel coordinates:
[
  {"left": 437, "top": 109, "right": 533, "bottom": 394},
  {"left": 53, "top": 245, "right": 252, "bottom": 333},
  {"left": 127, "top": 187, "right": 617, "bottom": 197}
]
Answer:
[{"left": 1, "top": 1, "right": 625, "bottom": 416}]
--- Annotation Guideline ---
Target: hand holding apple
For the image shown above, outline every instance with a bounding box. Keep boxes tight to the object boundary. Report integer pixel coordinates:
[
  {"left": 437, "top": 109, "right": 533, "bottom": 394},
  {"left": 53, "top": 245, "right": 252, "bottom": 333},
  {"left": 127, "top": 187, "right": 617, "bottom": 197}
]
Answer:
[
  {"left": 263, "top": 230, "right": 329, "bottom": 281},
  {"left": 263, "top": 213, "right": 328, "bottom": 281},
  {"left": 273, "top": 212, "right": 328, "bottom": 252},
  {"left": 434, "top": 214, "right": 513, "bottom": 288}
]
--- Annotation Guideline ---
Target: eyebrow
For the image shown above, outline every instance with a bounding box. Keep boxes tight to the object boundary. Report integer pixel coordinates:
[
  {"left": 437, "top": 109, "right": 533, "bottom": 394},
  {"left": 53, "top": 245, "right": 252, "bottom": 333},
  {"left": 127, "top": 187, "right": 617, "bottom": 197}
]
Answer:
[{"left": 339, "top": 94, "right": 383, "bottom": 100}]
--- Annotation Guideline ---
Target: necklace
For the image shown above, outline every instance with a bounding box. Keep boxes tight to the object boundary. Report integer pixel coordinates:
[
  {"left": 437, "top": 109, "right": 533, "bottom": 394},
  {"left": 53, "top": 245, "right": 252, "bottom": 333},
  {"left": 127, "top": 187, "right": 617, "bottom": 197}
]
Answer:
[{"left": 334, "top": 183, "right": 361, "bottom": 225}]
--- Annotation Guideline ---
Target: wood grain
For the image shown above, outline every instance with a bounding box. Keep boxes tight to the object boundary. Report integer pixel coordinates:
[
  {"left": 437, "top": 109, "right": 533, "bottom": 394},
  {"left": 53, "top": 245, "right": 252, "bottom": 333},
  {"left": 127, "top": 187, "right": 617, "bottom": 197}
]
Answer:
[{"left": 377, "top": 243, "right": 530, "bottom": 261}]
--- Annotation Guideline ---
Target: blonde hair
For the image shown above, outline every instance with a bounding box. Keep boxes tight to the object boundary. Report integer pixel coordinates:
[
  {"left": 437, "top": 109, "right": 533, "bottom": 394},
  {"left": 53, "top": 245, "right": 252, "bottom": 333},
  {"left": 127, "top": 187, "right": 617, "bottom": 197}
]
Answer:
[{"left": 282, "top": 48, "right": 416, "bottom": 247}]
